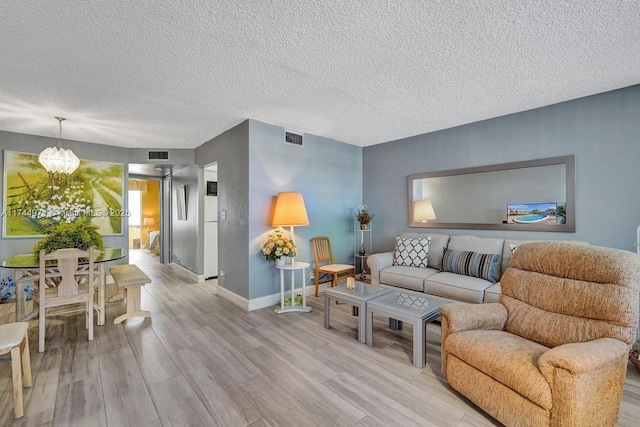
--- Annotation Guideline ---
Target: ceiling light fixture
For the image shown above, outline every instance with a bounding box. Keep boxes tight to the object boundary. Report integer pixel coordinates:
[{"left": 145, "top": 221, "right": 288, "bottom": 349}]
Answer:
[{"left": 38, "top": 117, "right": 80, "bottom": 174}]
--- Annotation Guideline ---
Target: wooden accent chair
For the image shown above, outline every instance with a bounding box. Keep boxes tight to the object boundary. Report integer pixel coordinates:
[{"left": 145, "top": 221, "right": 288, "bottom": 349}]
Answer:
[
  {"left": 0, "top": 322, "right": 32, "bottom": 418},
  {"left": 38, "top": 247, "right": 95, "bottom": 352},
  {"left": 311, "top": 236, "right": 355, "bottom": 297},
  {"left": 439, "top": 242, "right": 640, "bottom": 427}
]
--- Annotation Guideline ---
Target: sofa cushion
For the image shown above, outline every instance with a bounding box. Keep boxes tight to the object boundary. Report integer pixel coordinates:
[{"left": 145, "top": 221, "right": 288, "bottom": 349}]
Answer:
[
  {"left": 393, "top": 236, "right": 431, "bottom": 268},
  {"left": 380, "top": 266, "right": 439, "bottom": 292},
  {"left": 401, "top": 232, "right": 449, "bottom": 270},
  {"left": 448, "top": 235, "right": 504, "bottom": 282},
  {"left": 441, "top": 248, "right": 500, "bottom": 283},
  {"left": 423, "top": 272, "right": 492, "bottom": 303},
  {"left": 444, "top": 329, "right": 551, "bottom": 409}
]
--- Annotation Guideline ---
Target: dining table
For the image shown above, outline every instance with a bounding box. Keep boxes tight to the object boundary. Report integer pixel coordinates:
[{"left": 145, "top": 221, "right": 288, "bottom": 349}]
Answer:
[{"left": 1, "top": 247, "right": 127, "bottom": 326}]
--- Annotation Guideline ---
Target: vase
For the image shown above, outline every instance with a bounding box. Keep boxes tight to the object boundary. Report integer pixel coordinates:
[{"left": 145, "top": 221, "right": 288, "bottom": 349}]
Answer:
[
  {"left": 360, "top": 223, "right": 369, "bottom": 230},
  {"left": 359, "top": 244, "right": 366, "bottom": 256},
  {"left": 275, "top": 257, "right": 285, "bottom": 267},
  {"left": 286, "top": 256, "right": 294, "bottom": 265}
]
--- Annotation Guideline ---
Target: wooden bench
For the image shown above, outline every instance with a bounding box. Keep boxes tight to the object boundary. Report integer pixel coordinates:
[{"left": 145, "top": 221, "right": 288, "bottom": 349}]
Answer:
[{"left": 109, "top": 264, "right": 152, "bottom": 324}]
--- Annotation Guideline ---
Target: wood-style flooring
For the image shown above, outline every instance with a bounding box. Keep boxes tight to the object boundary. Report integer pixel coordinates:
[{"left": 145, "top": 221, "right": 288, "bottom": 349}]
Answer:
[{"left": 1, "top": 249, "right": 639, "bottom": 426}]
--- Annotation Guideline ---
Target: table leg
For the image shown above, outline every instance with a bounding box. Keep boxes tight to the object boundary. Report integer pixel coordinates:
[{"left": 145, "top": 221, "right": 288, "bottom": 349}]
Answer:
[
  {"left": 366, "top": 308, "right": 374, "bottom": 347},
  {"left": 324, "top": 294, "right": 330, "bottom": 329},
  {"left": 413, "top": 320, "right": 426, "bottom": 368},
  {"left": 98, "top": 264, "right": 106, "bottom": 326},
  {"left": 357, "top": 303, "right": 366, "bottom": 343},
  {"left": 15, "top": 270, "right": 24, "bottom": 321},
  {"left": 389, "top": 318, "right": 403, "bottom": 330},
  {"left": 301, "top": 267, "right": 307, "bottom": 308},
  {"left": 279, "top": 269, "right": 285, "bottom": 309},
  {"left": 352, "top": 306, "right": 359, "bottom": 316},
  {"left": 289, "top": 269, "right": 294, "bottom": 305}
]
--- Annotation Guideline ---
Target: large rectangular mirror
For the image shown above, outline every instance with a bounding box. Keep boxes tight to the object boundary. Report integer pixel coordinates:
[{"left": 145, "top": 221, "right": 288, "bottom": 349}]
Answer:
[{"left": 408, "top": 155, "right": 575, "bottom": 232}]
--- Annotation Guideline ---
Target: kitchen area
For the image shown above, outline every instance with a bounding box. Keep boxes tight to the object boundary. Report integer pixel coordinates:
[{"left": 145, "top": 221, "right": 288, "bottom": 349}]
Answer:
[{"left": 204, "top": 164, "right": 219, "bottom": 279}]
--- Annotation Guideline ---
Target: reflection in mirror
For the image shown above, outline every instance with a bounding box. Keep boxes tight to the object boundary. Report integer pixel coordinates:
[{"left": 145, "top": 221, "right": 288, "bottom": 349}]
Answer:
[{"left": 408, "top": 156, "right": 575, "bottom": 232}]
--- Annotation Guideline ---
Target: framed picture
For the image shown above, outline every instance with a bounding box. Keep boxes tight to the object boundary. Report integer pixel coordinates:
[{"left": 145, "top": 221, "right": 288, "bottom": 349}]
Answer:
[
  {"left": 176, "top": 184, "right": 187, "bottom": 220},
  {"left": 3, "top": 150, "right": 125, "bottom": 237}
]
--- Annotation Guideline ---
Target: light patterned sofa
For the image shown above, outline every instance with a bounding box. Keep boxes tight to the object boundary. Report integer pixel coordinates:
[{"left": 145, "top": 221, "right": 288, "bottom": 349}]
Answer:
[
  {"left": 438, "top": 242, "right": 640, "bottom": 426},
  {"left": 367, "top": 232, "right": 580, "bottom": 304}
]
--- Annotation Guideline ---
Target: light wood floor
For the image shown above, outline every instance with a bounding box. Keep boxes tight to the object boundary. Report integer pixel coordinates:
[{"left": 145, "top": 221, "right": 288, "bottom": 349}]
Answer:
[{"left": 1, "top": 249, "right": 639, "bottom": 426}]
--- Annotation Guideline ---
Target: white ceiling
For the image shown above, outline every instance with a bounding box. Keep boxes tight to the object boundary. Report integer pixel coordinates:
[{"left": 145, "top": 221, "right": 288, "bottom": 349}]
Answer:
[{"left": 1, "top": 1, "right": 639, "bottom": 149}]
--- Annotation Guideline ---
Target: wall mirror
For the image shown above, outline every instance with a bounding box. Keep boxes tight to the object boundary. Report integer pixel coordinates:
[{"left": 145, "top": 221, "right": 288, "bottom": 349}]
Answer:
[{"left": 408, "top": 155, "right": 575, "bottom": 232}]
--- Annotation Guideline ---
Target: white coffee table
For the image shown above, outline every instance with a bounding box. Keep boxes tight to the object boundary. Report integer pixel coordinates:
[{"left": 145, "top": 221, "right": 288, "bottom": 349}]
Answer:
[
  {"left": 324, "top": 282, "right": 392, "bottom": 343},
  {"left": 366, "top": 291, "right": 447, "bottom": 367}
]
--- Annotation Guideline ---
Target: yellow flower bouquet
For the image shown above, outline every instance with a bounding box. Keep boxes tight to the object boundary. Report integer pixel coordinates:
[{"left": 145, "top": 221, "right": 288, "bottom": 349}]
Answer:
[{"left": 261, "top": 227, "right": 297, "bottom": 263}]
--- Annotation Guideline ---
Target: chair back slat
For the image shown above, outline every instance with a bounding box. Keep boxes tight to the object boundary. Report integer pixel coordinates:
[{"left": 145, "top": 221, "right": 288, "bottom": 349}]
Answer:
[{"left": 311, "top": 237, "right": 334, "bottom": 265}]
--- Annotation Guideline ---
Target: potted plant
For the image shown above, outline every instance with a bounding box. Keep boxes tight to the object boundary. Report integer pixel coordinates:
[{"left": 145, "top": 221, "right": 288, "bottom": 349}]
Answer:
[
  {"left": 355, "top": 207, "right": 374, "bottom": 229},
  {"left": 556, "top": 204, "right": 566, "bottom": 224},
  {"left": 260, "top": 227, "right": 297, "bottom": 266},
  {"left": 33, "top": 217, "right": 105, "bottom": 259}
]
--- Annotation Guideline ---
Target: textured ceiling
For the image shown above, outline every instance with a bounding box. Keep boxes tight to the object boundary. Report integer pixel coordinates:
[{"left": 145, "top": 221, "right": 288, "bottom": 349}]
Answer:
[{"left": 0, "top": 1, "right": 639, "bottom": 149}]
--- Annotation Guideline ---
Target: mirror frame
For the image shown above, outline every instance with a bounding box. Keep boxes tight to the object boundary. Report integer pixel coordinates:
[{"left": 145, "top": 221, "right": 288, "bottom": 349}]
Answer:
[{"left": 407, "top": 155, "right": 575, "bottom": 232}]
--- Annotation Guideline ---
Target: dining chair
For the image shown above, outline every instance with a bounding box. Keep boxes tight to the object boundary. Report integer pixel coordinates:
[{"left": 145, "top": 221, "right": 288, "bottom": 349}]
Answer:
[
  {"left": 38, "top": 247, "right": 95, "bottom": 352},
  {"left": 310, "top": 236, "right": 355, "bottom": 297},
  {"left": 0, "top": 322, "right": 32, "bottom": 418}
]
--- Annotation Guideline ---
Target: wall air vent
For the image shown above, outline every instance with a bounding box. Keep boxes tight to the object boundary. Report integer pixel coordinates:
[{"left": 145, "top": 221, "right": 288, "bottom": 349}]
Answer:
[
  {"left": 147, "top": 150, "right": 170, "bottom": 161},
  {"left": 285, "top": 132, "right": 303, "bottom": 146}
]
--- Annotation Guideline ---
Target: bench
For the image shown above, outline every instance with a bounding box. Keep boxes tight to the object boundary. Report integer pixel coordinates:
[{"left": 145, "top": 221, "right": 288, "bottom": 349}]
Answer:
[{"left": 109, "top": 264, "right": 152, "bottom": 324}]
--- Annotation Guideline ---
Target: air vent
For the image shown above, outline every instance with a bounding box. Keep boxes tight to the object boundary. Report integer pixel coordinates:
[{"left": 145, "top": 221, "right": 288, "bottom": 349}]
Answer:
[
  {"left": 147, "top": 150, "right": 170, "bottom": 161},
  {"left": 285, "top": 132, "right": 303, "bottom": 146}
]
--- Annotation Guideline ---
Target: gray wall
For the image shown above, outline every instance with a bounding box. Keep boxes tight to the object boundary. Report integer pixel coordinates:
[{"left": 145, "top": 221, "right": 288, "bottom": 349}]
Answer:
[
  {"left": 195, "top": 121, "right": 251, "bottom": 297},
  {"left": 170, "top": 165, "right": 202, "bottom": 274},
  {"left": 248, "top": 120, "right": 362, "bottom": 299},
  {"left": 363, "top": 85, "right": 640, "bottom": 253},
  {"left": 0, "top": 130, "right": 130, "bottom": 267}
]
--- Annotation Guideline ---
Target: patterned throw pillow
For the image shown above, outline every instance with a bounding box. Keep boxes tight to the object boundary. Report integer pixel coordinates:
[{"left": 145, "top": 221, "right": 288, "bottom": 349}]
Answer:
[
  {"left": 508, "top": 244, "right": 519, "bottom": 255},
  {"left": 393, "top": 237, "right": 431, "bottom": 268},
  {"left": 441, "top": 248, "right": 500, "bottom": 283}
]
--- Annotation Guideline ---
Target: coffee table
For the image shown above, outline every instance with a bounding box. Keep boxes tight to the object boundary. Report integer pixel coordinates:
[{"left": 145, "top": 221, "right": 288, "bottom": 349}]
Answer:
[
  {"left": 366, "top": 291, "right": 447, "bottom": 368},
  {"left": 324, "top": 282, "right": 392, "bottom": 343}
]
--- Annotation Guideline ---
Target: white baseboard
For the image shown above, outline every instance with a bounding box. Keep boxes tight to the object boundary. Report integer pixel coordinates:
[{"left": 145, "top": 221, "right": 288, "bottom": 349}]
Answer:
[
  {"left": 212, "top": 279, "right": 319, "bottom": 312},
  {"left": 169, "top": 262, "right": 198, "bottom": 282}
]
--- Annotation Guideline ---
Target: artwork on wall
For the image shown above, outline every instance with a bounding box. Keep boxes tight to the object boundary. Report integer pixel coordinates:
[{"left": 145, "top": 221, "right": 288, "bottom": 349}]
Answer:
[
  {"left": 3, "top": 150, "right": 125, "bottom": 238},
  {"left": 176, "top": 184, "right": 187, "bottom": 220}
]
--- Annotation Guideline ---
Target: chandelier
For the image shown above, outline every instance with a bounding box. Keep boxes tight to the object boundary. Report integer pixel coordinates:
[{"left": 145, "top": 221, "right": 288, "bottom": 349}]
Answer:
[{"left": 38, "top": 117, "right": 80, "bottom": 174}]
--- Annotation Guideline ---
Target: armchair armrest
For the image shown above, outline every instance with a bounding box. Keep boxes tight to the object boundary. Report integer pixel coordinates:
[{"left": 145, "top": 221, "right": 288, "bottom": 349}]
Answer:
[
  {"left": 538, "top": 337, "right": 628, "bottom": 379},
  {"left": 538, "top": 338, "right": 630, "bottom": 426},
  {"left": 367, "top": 251, "right": 394, "bottom": 285},
  {"left": 438, "top": 302, "right": 507, "bottom": 378},
  {"left": 439, "top": 302, "right": 508, "bottom": 335}
]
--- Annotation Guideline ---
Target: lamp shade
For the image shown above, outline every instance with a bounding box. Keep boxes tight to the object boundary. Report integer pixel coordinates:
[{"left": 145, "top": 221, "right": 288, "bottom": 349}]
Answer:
[
  {"left": 143, "top": 217, "right": 155, "bottom": 227},
  {"left": 271, "top": 192, "right": 309, "bottom": 227},
  {"left": 414, "top": 199, "right": 436, "bottom": 222}
]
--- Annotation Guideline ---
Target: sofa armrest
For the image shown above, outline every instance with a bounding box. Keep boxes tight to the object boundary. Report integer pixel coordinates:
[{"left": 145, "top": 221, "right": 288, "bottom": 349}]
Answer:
[
  {"left": 367, "top": 251, "right": 394, "bottom": 285},
  {"left": 538, "top": 338, "right": 629, "bottom": 425}
]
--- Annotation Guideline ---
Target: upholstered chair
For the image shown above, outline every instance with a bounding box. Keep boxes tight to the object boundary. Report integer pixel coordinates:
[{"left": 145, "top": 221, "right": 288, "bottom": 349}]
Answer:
[{"left": 439, "top": 242, "right": 640, "bottom": 427}]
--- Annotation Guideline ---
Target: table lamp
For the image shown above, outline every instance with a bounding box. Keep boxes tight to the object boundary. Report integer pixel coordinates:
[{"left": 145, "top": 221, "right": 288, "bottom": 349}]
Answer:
[
  {"left": 414, "top": 199, "right": 436, "bottom": 223},
  {"left": 143, "top": 217, "right": 156, "bottom": 234},
  {"left": 271, "top": 191, "right": 309, "bottom": 263}
]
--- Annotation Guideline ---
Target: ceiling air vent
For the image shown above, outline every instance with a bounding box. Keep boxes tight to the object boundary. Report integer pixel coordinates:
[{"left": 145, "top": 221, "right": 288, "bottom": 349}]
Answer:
[
  {"left": 285, "top": 132, "right": 303, "bottom": 146},
  {"left": 147, "top": 150, "right": 170, "bottom": 161}
]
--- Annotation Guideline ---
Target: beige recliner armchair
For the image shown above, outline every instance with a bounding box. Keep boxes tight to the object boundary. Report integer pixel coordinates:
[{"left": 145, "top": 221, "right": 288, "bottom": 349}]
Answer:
[{"left": 439, "top": 242, "right": 640, "bottom": 426}]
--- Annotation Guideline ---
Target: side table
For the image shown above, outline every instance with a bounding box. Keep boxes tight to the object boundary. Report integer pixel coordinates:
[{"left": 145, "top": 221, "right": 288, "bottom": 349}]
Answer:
[{"left": 275, "top": 261, "right": 312, "bottom": 314}]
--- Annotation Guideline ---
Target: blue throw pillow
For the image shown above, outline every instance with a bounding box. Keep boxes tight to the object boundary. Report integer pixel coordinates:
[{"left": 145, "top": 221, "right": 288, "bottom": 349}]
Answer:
[{"left": 441, "top": 248, "right": 500, "bottom": 283}]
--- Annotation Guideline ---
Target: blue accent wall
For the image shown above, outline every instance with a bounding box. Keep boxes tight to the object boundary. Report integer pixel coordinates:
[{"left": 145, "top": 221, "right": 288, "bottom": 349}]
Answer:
[{"left": 363, "top": 85, "right": 640, "bottom": 253}]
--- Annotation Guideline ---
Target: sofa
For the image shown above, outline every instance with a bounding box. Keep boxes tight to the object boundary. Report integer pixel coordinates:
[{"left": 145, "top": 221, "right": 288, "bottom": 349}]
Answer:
[
  {"left": 367, "top": 232, "right": 585, "bottom": 304},
  {"left": 438, "top": 242, "right": 640, "bottom": 426}
]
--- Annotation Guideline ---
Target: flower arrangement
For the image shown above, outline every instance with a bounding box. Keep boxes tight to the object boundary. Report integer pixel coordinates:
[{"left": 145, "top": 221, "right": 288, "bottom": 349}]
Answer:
[
  {"left": 355, "top": 207, "right": 374, "bottom": 225},
  {"left": 261, "top": 227, "right": 297, "bottom": 262},
  {"left": 33, "top": 217, "right": 105, "bottom": 259}
]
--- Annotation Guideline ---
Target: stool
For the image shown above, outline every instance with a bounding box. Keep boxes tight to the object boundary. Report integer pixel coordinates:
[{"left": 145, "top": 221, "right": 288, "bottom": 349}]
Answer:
[
  {"left": 110, "top": 264, "right": 152, "bottom": 324},
  {"left": 0, "top": 322, "right": 32, "bottom": 418}
]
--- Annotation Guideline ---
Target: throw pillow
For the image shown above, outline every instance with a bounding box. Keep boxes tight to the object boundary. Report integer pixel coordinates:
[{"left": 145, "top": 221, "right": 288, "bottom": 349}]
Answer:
[
  {"left": 508, "top": 244, "right": 519, "bottom": 255},
  {"left": 441, "top": 248, "right": 500, "bottom": 283},
  {"left": 393, "top": 236, "right": 431, "bottom": 268}
]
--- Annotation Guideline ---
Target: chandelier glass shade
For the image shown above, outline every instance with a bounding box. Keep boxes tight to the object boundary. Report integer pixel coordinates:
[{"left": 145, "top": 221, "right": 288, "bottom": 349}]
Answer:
[{"left": 38, "top": 117, "right": 80, "bottom": 174}]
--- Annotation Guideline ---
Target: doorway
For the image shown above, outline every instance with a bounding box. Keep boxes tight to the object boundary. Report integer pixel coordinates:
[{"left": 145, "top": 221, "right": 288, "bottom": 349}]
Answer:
[{"left": 128, "top": 177, "right": 161, "bottom": 259}]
